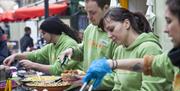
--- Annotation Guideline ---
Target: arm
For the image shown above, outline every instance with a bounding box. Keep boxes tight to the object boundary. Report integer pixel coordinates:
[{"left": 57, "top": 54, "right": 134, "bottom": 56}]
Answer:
[
  {"left": 4, "top": 44, "right": 49, "bottom": 66},
  {"left": 59, "top": 43, "right": 83, "bottom": 62},
  {"left": 83, "top": 56, "right": 154, "bottom": 88},
  {"left": 27, "top": 45, "right": 49, "bottom": 64},
  {"left": 71, "top": 43, "right": 83, "bottom": 61},
  {"left": 108, "top": 55, "right": 154, "bottom": 75},
  {"left": 13, "top": 52, "right": 29, "bottom": 60},
  {"left": 19, "top": 59, "right": 51, "bottom": 74},
  {"left": 32, "top": 63, "right": 50, "bottom": 73},
  {"left": 3, "top": 52, "right": 30, "bottom": 66},
  {"left": 108, "top": 58, "right": 144, "bottom": 72}
]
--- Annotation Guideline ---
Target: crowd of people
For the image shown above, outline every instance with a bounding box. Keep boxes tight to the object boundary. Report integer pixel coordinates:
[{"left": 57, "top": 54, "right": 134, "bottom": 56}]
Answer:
[{"left": 1, "top": 0, "right": 180, "bottom": 90}]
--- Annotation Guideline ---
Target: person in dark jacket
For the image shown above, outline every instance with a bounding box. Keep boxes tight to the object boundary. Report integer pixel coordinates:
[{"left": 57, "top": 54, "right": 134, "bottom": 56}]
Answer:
[
  {"left": 20, "top": 26, "right": 34, "bottom": 52},
  {"left": 0, "top": 27, "right": 10, "bottom": 64}
]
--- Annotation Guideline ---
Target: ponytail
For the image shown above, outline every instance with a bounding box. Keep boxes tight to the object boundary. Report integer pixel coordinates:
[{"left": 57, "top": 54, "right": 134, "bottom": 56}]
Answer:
[
  {"left": 133, "top": 12, "right": 152, "bottom": 34},
  {"left": 59, "top": 22, "right": 79, "bottom": 42},
  {"left": 104, "top": 7, "right": 152, "bottom": 34}
]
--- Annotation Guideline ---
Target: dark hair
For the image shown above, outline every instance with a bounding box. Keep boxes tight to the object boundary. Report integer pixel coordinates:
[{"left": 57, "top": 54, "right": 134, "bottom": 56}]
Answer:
[
  {"left": 40, "top": 16, "right": 78, "bottom": 42},
  {"left": 85, "top": 0, "right": 110, "bottom": 9},
  {"left": 166, "top": 0, "right": 180, "bottom": 22},
  {"left": 104, "top": 7, "right": 152, "bottom": 34},
  {"left": 24, "top": 26, "right": 31, "bottom": 32}
]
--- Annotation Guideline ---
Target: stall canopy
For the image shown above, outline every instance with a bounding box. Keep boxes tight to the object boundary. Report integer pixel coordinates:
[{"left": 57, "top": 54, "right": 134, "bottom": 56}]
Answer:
[
  {"left": 14, "top": 2, "right": 67, "bottom": 21},
  {"left": 0, "top": 11, "right": 15, "bottom": 22},
  {"left": 0, "top": 2, "right": 67, "bottom": 22}
]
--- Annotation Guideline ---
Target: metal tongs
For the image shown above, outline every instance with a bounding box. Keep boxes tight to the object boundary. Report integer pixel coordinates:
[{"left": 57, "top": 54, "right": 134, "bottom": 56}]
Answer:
[
  {"left": 79, "top": 80, "right": 94, "bottom": 91},
  {"left": 59, "top": 55, "right": 68, "bottom": 69}
]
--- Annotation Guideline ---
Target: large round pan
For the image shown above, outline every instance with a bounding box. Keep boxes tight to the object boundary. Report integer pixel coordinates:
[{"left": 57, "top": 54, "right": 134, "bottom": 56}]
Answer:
[{"left": 25, "top": 81, "right": 71, "bottom": 91}]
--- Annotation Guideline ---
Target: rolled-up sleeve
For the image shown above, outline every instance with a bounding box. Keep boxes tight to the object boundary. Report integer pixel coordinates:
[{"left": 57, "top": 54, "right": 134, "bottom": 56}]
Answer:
[{"left": 151, "top": 53, "right": 176, "bottom": 81}]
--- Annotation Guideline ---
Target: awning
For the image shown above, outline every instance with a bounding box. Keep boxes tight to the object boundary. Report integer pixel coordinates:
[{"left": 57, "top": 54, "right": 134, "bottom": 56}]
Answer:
[
  {"left": 0, "top": 2, "right": 68, "bottom": 22},
  {"left": 14, "top": 2, "right": 67, "bottom": 21},
  {"left": 0, "top": 11, "right": 15, "bottom": 22}
]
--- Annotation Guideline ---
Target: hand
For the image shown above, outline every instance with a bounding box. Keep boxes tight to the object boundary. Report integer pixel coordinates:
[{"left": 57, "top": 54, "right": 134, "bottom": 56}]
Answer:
[
  {"left": 19, "top": 60, "right": 35, "bottom": 69},
  {"left": 3, "top": 54, "right": 16, "bottom": 66},
  {"left": 58, "top": 48, "right": 73, "bottom": 62},
  {"left": 83, "top": 57, "right": 112, "bottom": 88}
]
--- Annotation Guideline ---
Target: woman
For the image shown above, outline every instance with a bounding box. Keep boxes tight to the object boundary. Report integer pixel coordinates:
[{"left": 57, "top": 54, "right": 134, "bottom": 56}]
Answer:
[
  {"left": 3, "top": 16, "right": 83, "bottom": 75},
  {"left": 84, "top": 8, "right": 170, "bottom": 91},
  {"left": 83, "top": 0, "right": 180, "bottom": 90}
]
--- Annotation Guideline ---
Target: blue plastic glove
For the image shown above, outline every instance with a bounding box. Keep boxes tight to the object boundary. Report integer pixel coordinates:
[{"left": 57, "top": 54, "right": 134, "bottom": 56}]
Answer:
[{"left": 83, "top": 57, "right": 112, "bottom": 88}]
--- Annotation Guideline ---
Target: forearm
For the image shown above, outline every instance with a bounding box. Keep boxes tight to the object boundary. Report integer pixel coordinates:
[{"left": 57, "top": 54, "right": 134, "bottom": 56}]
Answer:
[
  {"left": 108, "top": 58, "right": 144, "bottom": 72},
  {"left": 108, "top": 55, "right": 154, "bottom": 75},
  {"left": 32, "top": 62, "right": 50, "bottom": 74},
  {"left": 14, "top": 52, "right": 29, "bottom": 60}
]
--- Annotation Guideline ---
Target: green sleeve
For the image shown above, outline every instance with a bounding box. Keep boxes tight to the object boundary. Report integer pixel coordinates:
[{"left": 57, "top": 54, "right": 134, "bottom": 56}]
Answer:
[
  {"left": 140, "top": 44, "right": 171, "bottom": 91},
  {"left": 27, "top": 45, "right": 50, "bottom": 64},
  {"left": 152, "top": 53, "right": 176, "bottom": 81},
  {"left": 71, "top": 43, "right": 83, "bottom": 61}
]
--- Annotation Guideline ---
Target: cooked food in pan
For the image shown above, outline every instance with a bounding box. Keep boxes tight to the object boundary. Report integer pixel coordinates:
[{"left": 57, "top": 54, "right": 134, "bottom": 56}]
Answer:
[
  {"left": 26, "top": 81, "right": 70, "bottom": 87},
  {"left": 61, "top": 70, "right": 85, "bottom": 81},
  {"left": 21, "top": 76, "right": 61, "bottom": 82}
]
